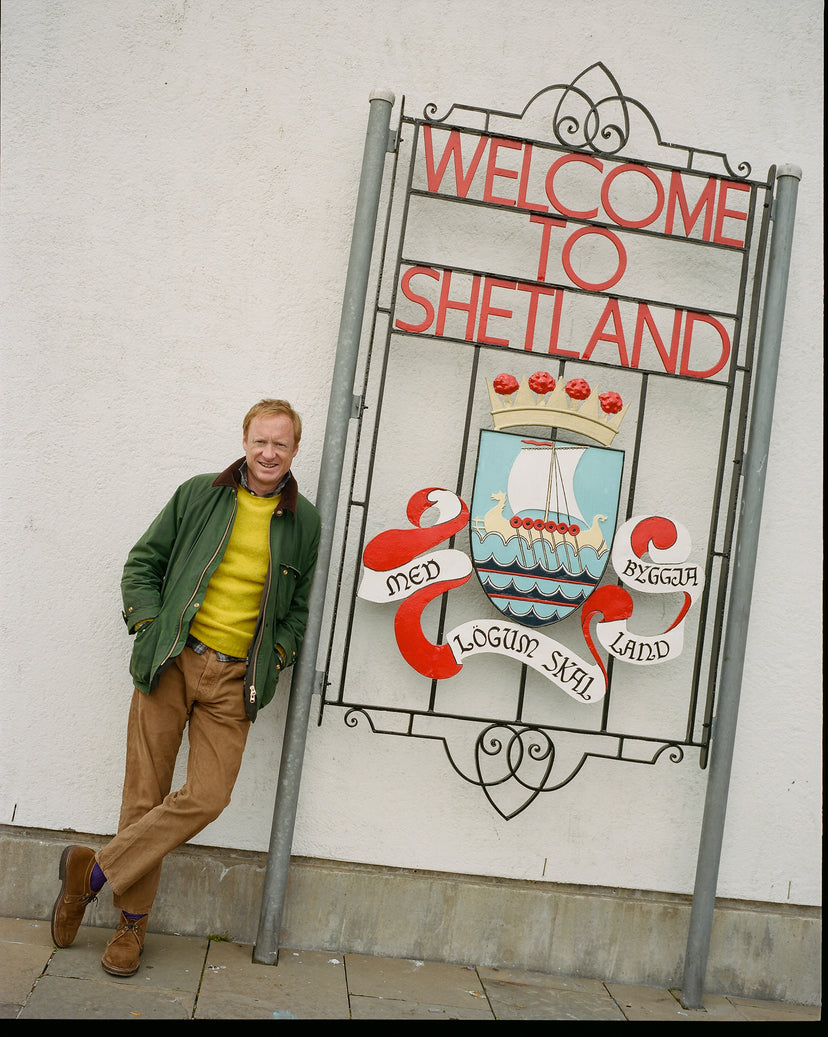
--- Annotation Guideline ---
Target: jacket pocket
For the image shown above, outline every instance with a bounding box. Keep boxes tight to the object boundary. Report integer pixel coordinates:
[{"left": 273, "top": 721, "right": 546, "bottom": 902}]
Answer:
[
  {"left": 129, "top": 618, "right": 162, "bottom": 688},
  {"left": 272, "top": 561, "right": 300, "bottom": 619}
]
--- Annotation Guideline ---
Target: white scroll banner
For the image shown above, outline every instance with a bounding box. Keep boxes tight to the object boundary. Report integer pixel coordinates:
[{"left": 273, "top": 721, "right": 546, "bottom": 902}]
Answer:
[
  {"left": 358, "top": 549, "right": 473, "bottom": 604},
  {"left": 447, "top": 619, "right": 606, "bottom": 702},
  {"left": 595, "top": 515, "right": 704, "bottom": 665}
]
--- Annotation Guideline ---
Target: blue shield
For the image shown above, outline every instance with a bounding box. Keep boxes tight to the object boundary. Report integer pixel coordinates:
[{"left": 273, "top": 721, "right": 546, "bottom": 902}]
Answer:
[{"left": 470, "top": 429, "right": 623, "bottom": 627}]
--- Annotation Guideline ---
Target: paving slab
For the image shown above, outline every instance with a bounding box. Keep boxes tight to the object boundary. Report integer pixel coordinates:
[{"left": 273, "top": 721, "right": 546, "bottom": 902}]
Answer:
[
  {"left": 345, "top": 952, "right": 489, "bottom": 1015},
  {"left": 345, "top": 953, "right": 494, "bottom": 1020},
  {"left": 0, "top": 918, "right": 55, "bottom": 1016},
  {"left": 478, "top": 965, "right": 625, "bottom": 1020},
  {"left": 349, "top": 992, "right": 493, "bottom": 1020},
  {"left": 0, "top": 915, "right": 55, "bottom": 950},
  {"left": 725, "top": 995, "right": 822, "bottom": 1022},
  {"left": 196, "top": 940, "right": 350, "bottom": 1019},
  {"left": 18, "top": 974, "right": 194, "bottom": 1019},
  {"left": 45, "top": 922, "right": 206, "bottom": 991},
  {"left": 606, "top": 981, "right": 745, "bottom": 1021},
  {"left": 16, "top": 921, "right": 206, "bottom": 1019},
  {"left": 0, "top": 943, "right": 54, "bottom": 1018}
]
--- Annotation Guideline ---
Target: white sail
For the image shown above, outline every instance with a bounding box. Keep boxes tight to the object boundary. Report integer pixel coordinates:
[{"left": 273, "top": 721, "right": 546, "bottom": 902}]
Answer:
[{"left": 507, "top": 443, "right": 588, "bottom": 524}]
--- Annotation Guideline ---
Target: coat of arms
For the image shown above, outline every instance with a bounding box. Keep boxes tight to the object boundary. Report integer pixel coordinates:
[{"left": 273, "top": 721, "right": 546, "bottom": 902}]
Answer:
[
  {"left": 471, "top": 370, "right": 626, "bottom": 627},
  {"left": 359, "top": 369, "right": 702, "bottom": 708}
]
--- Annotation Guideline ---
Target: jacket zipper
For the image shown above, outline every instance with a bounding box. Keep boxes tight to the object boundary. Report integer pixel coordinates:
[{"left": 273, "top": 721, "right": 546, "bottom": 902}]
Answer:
[{"left": 154, "top": 495, "right": 238, "bottom": 681}]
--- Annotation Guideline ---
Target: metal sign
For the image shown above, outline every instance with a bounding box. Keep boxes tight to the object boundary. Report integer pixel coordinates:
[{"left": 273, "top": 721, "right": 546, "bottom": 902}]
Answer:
[{"left": 317, "top": 65, "right": 778, "bottom": 819}]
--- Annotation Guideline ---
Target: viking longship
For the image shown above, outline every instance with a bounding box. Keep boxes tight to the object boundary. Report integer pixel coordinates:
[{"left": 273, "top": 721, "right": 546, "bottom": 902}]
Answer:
[{"left": 473, "top": 439, "right": 608, "bottom": 562}]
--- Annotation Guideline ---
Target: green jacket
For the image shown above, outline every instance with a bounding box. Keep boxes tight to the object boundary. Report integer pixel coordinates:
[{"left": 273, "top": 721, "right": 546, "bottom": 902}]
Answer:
[{"left": 121, "top": 459, "right": 321, "bottom": 721}]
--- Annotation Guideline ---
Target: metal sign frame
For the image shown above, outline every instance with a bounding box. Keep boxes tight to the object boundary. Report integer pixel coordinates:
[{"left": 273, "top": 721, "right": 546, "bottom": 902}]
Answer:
[{"left": 316, "top": 66, "right": 776, "bottom": 817}]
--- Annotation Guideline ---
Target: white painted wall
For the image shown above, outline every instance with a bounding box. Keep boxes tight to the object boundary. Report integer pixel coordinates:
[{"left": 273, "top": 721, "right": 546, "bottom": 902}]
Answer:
[{"left": 2, "top": 0, "right": 822, "bottom": 909}]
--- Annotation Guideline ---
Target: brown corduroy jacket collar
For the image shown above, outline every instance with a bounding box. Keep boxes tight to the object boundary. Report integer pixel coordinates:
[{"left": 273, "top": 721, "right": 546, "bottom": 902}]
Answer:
[{"left": 212, "top": 457, "right": 300, "bottom": 517}]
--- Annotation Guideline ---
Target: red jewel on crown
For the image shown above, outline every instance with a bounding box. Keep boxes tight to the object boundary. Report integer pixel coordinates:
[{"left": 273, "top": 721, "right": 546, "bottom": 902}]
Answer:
[{"left": 488, "top": 372, "right": 628, "bottom": 446}]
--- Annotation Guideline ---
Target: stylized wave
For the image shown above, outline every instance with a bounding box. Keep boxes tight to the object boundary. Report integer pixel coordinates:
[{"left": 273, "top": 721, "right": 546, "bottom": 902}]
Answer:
[
  {"left": 479, "top": 573, "right": 593, "bottom": 609},
  {"left": 474, "top": 532, "right": 605, "bottom": 580},
  {"left": 472, "top": 531, "right": 610, "bottom": 627},
  {"left": 498, "top": 600, "right": 574, "bottom": 626},
  {"left": 475, "top": 556, "right": 602, "bottom": 588}
]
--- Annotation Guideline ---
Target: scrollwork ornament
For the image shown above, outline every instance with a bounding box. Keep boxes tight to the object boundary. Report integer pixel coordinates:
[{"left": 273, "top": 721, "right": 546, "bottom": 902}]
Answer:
[
  {"left": 344, "top": 707, "right": 376, "bottom": 732},
  {"left": 423, "top": 62, "right": 751, "bottom": 177}
]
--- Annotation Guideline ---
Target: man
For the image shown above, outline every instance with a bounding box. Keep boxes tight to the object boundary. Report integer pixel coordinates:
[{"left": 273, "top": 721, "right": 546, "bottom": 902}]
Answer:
[{"left": 50, "top": 399, "right": 321, "bottom": 976}]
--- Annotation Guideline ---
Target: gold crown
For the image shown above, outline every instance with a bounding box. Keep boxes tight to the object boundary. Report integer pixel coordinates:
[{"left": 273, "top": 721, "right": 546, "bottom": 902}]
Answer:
[{"left": 487, "top": 374, "right": 628, "bottom": 447}]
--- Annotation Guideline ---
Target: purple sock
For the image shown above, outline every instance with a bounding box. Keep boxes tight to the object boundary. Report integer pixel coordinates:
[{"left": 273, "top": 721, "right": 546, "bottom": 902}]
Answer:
[
  {"left": 90, "top": 862, "right": 106, "bottom": 892},
  {"left": 123, "top": 912, "right": 146, "bottom": 920}
]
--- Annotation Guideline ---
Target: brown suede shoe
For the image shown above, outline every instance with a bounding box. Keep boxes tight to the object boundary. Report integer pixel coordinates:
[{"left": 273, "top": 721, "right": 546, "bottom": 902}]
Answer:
[
  {"left": 101, "top": 912, "right": 148, "bottom": 976},
  {"left": 50, "top": 844, "right": 98, "bottom": 948}
]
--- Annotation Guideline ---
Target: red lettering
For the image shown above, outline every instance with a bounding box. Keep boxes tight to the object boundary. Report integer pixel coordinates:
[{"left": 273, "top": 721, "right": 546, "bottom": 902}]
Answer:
[
  {"left": 395, "top": 266, "right": 438, "bottom": 333},
  {"left": 543, "top": 288, "right": 575, "bottom": 358},
  {"left": 517, "top": 144, "right": 549, "bottom": 212},
  {"left": 545, "top": 153, "right": 603, "bottom": 218},
  {"left": 562, "top": 226, "right": 627, "bottom": 292},
  {"left": 630, "top": 304, "right": 682, "bottom": 374},
  {"left": 530, "top": 213, "right": 568, "bottom": 281},
  {"left": 422, "top": 125, "right": 488, "bottom": 197},
  {"left": 601, "top": 163, "right": 666, "bottom": 229},
  {"left": 665, "top": 172, "right": 716, "bottom": 240},
  {"left": 583, "top": 299, "right": 630, "bottom": 367},
  {"left": 713, "top": 180, "right": 749, "bottom": 248},
  {"left": 477, "top": 278, "right": 515, "bottom": 346},
  {"left": 680, "top": 311, "right": 731, "bottom": 377},
  {"left": 517, "top": 283, "right": 561, "bottom": 351},
  {"left": 395, "top": 265, "right": 732, "bottom": 383},
  {"left": 422, "top": 129, "right": 753, "bottom": 253},
  {"left": 483, "top": 138, "right": 521, "bottom": 206},
  {"left": 436, "top": 270, "right": 480, "bottom": 339}
]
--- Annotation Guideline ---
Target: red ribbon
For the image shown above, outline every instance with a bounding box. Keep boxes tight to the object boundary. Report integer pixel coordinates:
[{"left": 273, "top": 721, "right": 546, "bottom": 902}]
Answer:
[{"left": 363, "top": 488, "right": 471, "bottom": 678}]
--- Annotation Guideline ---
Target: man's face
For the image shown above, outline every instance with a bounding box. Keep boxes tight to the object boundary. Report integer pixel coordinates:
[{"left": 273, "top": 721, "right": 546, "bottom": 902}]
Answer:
[{"left": 243, "top": 413, "right": 299, "bottom": 496}]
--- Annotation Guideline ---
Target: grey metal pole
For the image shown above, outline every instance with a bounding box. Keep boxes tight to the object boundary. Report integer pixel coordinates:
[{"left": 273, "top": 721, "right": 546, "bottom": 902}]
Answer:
[
  {"left": 679, "top": 164, "right": 802, "bottom": 1008},
  {"left": 253, "top": 90, "right": 396, "bottom": 965}
]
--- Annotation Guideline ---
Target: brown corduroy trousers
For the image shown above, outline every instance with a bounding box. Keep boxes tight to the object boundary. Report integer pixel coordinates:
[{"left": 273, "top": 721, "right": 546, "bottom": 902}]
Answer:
[{"left": 96, "top": 644, "right": 251, "bottom": 915}]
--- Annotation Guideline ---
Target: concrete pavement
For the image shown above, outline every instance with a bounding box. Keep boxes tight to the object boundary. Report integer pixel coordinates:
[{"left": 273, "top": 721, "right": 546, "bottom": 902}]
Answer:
[{"left": 1, "top": 916, "right": 820, "bottom": 1021}]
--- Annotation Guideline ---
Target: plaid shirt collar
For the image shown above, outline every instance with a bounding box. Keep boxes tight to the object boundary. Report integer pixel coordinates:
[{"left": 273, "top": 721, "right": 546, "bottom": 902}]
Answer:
[{"left": 239, "top": 461, "right": 290, "bottom": 498}]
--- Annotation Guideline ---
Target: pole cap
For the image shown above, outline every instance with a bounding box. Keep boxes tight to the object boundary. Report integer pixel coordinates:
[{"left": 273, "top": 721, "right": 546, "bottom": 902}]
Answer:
[
  {"left": 777, "top": 164, "right": 803, "bottom": 180},
  {"left": 369, "top": 89, "right": 396, "bottom": 104}
]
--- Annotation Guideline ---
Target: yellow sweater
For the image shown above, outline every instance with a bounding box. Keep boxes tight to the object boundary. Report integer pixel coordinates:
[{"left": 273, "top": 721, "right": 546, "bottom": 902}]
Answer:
[{"left": 189, "top": 489, "right": 280, "bottom": 658}]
